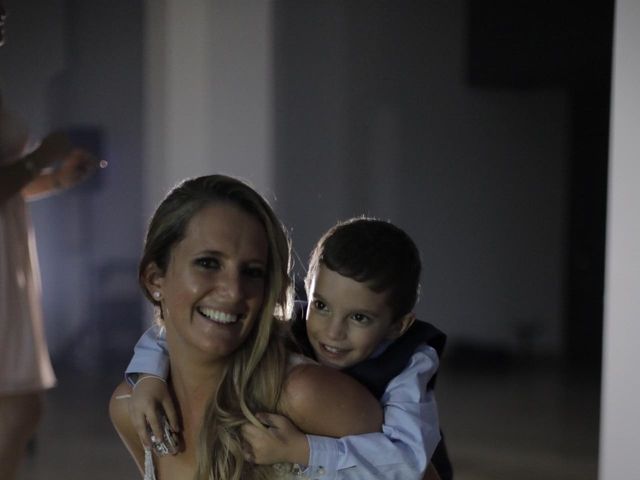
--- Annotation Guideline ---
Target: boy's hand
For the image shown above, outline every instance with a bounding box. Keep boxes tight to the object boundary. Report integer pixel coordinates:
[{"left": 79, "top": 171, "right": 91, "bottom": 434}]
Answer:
[
  {"left": 128, "top": 375, "right": 179, "bottom": 450},
  {"left": 241, "top": 412, "right": 309, "bottom": 466}
]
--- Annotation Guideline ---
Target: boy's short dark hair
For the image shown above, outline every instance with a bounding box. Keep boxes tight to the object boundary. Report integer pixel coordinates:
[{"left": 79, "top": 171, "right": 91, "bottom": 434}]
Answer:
[{"left": 305, "top": 217, "right": 421, "bottom": 319}]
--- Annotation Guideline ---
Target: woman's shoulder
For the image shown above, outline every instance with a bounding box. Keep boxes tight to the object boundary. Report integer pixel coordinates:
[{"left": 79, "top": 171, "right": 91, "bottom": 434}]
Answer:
[
  {"left": 279, "top": 361, "right": 383, "bottom": 437},
  {"left": 286, "top": 352, "right": 316, "bottom": 370}
]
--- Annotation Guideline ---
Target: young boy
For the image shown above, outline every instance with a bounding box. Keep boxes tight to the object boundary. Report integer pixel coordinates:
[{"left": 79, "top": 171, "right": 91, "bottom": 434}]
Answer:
[{"left": 125, "top": 217, "right": 452, "bottom": 479}]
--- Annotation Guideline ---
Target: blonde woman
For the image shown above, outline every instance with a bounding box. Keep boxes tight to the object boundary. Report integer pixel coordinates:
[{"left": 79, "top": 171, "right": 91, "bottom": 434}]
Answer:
[{"left": 109, "top": 175, "right": 382, "bottom": 480}]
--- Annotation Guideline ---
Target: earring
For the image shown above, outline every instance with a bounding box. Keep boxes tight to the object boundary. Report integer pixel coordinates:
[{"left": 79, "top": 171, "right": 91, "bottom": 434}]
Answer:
[{"left": 153, "top": 291, "right": 161, "bottom": 300}]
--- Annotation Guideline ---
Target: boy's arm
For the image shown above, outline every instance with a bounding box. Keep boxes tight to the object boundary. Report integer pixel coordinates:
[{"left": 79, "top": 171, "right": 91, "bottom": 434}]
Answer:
[
  {"left": 305, "top": 345, "right": 441, "bottom": 480},
  {"left": 124, "top": 325, "right": 179, "bottom": 447},
  {"left": 124, "top": 325, "right": 169, "bottom": 384}
]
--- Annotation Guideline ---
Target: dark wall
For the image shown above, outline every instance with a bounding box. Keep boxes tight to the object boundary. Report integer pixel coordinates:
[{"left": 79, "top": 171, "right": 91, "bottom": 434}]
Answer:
[
  {"left": 273, "top": 0, "right": 613, "bottom": 364},
  {"left": 467, "top": 0, "right": 614, "bottom": 366},
  {"left": 0, "top": 0, "right": 145, "bottom": 374}
]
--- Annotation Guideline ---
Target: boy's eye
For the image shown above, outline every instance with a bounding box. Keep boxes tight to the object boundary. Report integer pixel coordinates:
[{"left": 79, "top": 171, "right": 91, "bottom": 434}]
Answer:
[
  {"left": 350, "top": 313, "right": 371, "bottom": 325},
  {"left": 195, "top": 257, "right": 220, "bottom": 269},
  {"left": 312, "top": 300, "right": 327, "bottom": 311}
]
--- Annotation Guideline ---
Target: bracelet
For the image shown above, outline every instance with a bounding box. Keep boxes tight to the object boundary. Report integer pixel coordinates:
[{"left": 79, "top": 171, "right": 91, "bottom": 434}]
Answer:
[{"left": 133, "top": 375, "right": 167, "bottom": 390}]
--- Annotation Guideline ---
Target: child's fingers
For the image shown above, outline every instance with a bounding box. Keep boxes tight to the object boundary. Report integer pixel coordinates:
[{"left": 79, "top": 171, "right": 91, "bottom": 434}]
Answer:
[
  {"left": 256, "top": 412, "right": 288, "bottom": 430},
  {"left": 255, "top": 412, "right": 275, "bottom": 427},
  {"left": 146, "top": 410, "right": 165, "bottom": 443},
  {"left": 161, "top": 399, "right": 180, "bottom": 433},
  {"left": 129, "top": 409, "right": 151, "bottom": 448},
  {"left": 240, "top": 422, "right": 259, "bottom": 442},
  {"left": 241, "top": 437, "right": 255, "bottom": 463}
]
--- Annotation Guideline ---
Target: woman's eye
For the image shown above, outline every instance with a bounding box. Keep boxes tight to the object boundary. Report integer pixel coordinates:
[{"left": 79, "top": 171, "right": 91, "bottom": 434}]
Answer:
[
  {"left": 196, "top": 257, "right": 220, "bottom": 269},
  {"left": 244, "top": 266, "right": 265, "bottom": 279}
]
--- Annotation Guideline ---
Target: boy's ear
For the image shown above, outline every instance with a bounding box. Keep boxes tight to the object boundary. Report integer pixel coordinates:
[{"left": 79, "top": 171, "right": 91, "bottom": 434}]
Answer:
[
  {"left": 142, "top": 262, "right": 165, "bottom": 299},
  {"left": 386, "top": 312, "right": 416, "bottom": 341}
]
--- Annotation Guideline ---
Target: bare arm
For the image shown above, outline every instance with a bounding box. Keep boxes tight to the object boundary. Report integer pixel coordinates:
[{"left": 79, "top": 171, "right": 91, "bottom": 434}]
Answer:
[
  {"left": 109, "top": 381, "right": 146, "bottom": 476},
  {"left": 0, "top": 133, "right": 67, "bottom": 204},
  {"left": 0, "top": 132, "right": 98, "bottom": 204},
  {"left": 22, "top": 146, "right": 98, "bottom": 200}
]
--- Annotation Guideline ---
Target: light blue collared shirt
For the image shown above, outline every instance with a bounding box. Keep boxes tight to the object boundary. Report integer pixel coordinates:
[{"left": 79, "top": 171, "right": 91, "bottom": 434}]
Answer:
[{"left": 303, "top": 344, "right": 440, "bottom": 479}]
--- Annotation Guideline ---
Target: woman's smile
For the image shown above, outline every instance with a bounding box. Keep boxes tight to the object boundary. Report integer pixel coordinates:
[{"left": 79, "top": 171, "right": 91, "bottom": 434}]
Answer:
[
  {"left": 150, "top": 202, "right": 268, "bottom": 360},
  {"left": 196, "top": 307, "right": 241, "bottom": 325}
]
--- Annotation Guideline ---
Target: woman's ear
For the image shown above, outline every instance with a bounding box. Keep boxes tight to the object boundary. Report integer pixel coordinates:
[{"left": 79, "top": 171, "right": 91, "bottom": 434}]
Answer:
[
  {"left": 142, "top": 262, "right": 165, "bottom": 300},
  {"left": 386, "top": 312, "right": 416, "bottom": 341}
]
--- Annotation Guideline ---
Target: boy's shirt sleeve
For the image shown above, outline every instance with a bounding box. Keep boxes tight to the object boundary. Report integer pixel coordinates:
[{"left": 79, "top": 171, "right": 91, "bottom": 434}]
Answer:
[
  {"left": 304, "top": 344, "right": 441, "bottom": 480},
  {"left": 124, "top": 325, "right": 170, "bottom": 385}
]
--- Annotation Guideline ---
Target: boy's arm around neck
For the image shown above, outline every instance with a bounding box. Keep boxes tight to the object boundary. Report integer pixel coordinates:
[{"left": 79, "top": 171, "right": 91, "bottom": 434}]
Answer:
[
  {"left": 125, "top": 325, "right": 169, "bottom": 385},
  {"left": 301, "top": 344, "right": 441, "bottom": 479}
]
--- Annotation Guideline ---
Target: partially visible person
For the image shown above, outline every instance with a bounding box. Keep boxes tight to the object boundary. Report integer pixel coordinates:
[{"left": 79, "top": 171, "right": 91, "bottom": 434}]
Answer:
[
  {"left": 0, "top": 5, "right": 100, "bottom": 478},
  {"left": 124, "top": 217, "right": 452, "bottom": 479},
  {"left": 109, "top": 175, "right": 384, "bottom": 480}
]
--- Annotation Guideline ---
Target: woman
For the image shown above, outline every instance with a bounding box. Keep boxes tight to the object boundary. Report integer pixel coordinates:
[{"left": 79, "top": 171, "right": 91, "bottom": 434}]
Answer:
[
  {"left": 0, "top": 5, "right": 99, "bottom": 477},
  {"left": 109, "top": 175, "right": 383, "bottom": 480}
]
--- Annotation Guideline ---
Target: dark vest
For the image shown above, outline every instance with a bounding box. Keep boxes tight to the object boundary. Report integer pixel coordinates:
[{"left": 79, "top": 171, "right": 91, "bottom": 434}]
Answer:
[{"left": 289, "top": 301, "right": 453, "bottom": 479}]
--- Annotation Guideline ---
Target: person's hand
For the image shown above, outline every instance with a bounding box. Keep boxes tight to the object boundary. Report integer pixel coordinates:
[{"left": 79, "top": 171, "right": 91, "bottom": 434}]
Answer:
[
  {"left": 53, "top": 148, "right": 99, "bottom": 189},
  {"left": 128, "top": 375, "right": 179, "bottom": 450},
  {"left": 241, "top": 412, "right": 309, "bottom": 466},
  {"left": 30, "top": 132, "right": 73, "bottom": 170}
]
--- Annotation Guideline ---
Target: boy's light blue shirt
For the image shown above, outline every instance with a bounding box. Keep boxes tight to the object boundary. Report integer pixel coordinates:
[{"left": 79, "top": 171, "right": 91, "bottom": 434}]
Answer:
[
  {"left": 125, "top": 325, "right": 169, "bottom": 384},
  {"left": 125, "top": 326, "right": 441, "bottom": 480},
  {"left": 304, "top": 344, "right": 440, "bottom": 479}
]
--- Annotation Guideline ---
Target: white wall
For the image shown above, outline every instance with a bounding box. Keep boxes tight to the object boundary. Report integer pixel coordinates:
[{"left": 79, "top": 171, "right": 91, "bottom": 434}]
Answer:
[
  {"left": 599, "top": 0, "right": 640, "bottom": 478},
  {"left": 143, "top": 0, "right": 274, "bottom": 220}
]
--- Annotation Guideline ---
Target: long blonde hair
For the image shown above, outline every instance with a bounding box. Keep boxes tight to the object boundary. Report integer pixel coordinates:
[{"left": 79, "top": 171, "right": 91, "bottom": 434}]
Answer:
[{"left": 139, "top": 175, "right": 294, "bottom": 480}]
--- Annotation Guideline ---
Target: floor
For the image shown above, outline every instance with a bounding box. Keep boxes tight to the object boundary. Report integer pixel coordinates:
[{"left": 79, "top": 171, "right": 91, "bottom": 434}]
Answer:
[
  {"left": 437, "top": 360, "right": 599, "bottom": 480},
  {"left": 16, "top": 357, "right": 600, "bottom": 480}
]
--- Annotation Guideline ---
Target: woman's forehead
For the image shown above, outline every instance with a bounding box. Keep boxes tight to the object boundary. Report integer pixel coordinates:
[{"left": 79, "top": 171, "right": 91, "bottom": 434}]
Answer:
[{"left": 178, "top": 203, "right": 268, "bottom": 258}]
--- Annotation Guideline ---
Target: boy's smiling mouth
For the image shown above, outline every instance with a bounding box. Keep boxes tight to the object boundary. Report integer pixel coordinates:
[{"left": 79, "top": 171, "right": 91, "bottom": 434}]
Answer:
[
  {"left": 197, "top": 306, "right": 241, "bottom": 325},
  {"left": 319, "top": 342, "right": 349, "bottom": 356},
  {"left": 320, "top": 343, "right": 346, "bottom": 354}
]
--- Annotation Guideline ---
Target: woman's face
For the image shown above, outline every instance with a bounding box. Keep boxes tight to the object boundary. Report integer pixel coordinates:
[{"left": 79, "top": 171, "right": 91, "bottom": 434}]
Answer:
[{"left": 149, "top": 202, "right": 269, "bottom": 360}]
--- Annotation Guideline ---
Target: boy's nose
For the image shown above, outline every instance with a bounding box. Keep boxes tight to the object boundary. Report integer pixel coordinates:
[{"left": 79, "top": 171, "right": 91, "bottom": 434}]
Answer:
[{"left": 326, "top": 317, "right": 347, "bottom": 340}]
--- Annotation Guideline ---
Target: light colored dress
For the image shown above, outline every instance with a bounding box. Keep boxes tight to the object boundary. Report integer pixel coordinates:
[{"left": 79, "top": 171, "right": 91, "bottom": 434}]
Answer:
[{"left": 0, "top": 107, "right": 56, "bottom": 394}]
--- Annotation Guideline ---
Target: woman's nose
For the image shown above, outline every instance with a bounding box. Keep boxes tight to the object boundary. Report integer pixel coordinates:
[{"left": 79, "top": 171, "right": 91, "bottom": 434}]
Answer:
[{"left": 217, "top": 269, "right": 242, "bottom": 300}]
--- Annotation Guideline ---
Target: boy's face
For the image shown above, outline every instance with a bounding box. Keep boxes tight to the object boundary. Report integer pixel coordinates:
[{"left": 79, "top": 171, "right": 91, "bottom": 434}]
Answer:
[{"left": 305, "top": 265, "right": 404, "bottom": 369}]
